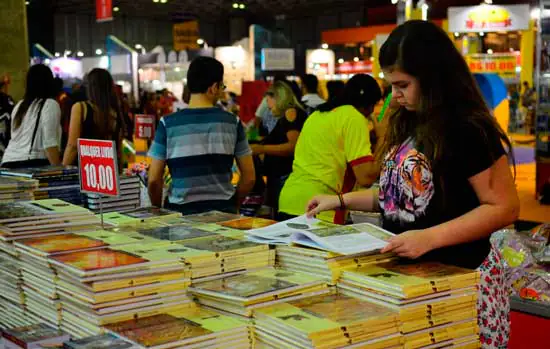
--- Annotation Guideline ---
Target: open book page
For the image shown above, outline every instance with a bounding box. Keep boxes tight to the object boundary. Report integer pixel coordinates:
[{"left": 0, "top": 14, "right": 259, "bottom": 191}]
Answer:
[
  {"left": 291, "top": 223, "right": 394, "bottom": 255},
  {"left": 245, "top": 215, "right": 334, "bottom": 244}
]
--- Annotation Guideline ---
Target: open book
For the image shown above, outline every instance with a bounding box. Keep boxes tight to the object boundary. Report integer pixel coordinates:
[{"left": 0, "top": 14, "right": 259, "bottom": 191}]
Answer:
[{"left": 246, "top": 215, "right": 394, "bottom": 255}]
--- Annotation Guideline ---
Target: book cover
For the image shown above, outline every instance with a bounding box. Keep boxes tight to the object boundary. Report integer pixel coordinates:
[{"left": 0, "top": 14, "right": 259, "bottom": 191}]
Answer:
[
  {"left": 121, "top": 207, "right": 180, "bottom": 219},
  {"left": 15, "top": 234, "right": 108, "bottom": 255},
  {"left": 62, "top": 333, "right": 136, "bottom": 349},
  {"left": 219, "top": 217, "right": 277, "bottom": 230},
  {"left": 181, "top": 211, "right": 241, "bottom": 224},
  {"left": 51, "top": 248, "right": 149, "bottom": 273},
  {"left": 180, "top": 235, "right": 265, "bottom": 253},
  {"left": 2, "top": 323, "right": 69, "bottom": 348},
  {"left": 105, "top": 314, "right": 213, "bottom": 348},
  {"left": 137, "top": 225, "right": 217, "bottom": 242}
]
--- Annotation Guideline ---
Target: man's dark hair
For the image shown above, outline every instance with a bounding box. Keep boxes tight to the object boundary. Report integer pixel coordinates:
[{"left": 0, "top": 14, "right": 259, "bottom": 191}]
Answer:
[
  {"left": 302, "top": 74, "right": 319, "bottom": 94},
  {"left": 187, "top": 57, "right": 224, "bottom": 94}
]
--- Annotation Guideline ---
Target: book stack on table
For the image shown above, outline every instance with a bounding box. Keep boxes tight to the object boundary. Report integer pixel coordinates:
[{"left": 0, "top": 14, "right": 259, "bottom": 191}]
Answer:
[
  {"left": 338, "top": 261, "right": 481, "bottom": 349},
  {"left": 99, "top": 206, "right": 182, "bottom": 227},
  {"left": 0, "top": 176, "right": 38, "bottom": 203},
  {"left": 1, "top": 323, "right": 70, "bottom": 349},
  {"left": 188, "top": 268, "right": 331, "bottom": 318},
  {"left": 83, "top": 175, "right": 141, "bottom": 214},
  {"left": 0, "top": 166, "right": 82, "bottom": 206},
  {"left": 253, "top": 292, "right": 402, "bottom": 349}
]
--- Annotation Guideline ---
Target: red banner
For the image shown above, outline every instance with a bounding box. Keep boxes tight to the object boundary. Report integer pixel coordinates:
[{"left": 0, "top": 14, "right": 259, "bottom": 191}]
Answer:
[
  {"left": 96, "top": 0, "right": 113, "bottom": 23},
  {"left": 134, "top": 115, "right": 156, "bottom": 140},
  {"left": 336, "top": 61, "right": 373, "bottom": 74},
  {"left": 78, "top": 139, "right": 120, "bottom": 197}
]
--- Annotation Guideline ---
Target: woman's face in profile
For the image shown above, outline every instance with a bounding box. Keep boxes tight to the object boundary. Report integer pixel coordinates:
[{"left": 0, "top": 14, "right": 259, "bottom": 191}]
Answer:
[{"left": 266, "top": 94, "right": 277, "bottom": 113}]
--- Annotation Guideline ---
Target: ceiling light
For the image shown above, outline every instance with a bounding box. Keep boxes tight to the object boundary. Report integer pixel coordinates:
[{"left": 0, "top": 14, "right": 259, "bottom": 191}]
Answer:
[
  {"left": 378, "top": 72, "right": 385, "bottom": 79},
  {"left": 479, "top": 32, "right": 485, "bottom": 37},
  {"left": 232, "top": 3, "right": 239, "bottom": 8},
  {"left": 391, "top": 0, "right": 398, "bottom": 4},
  {"left": 321, "top": 43, "right": 328, "bottom": 49},
  {"left": 64, "top": 50, "right": 72, "bottom": 56},
  {"left": 113, "top": 6, "right": 119, "bottom": 12},
  {"left": 197, "top": 38, "right": 205, "bottom": 45},
  {"left": 95, "top": 49, "right": 103, "bottom": 55},
  {"left": 239, "top": 3, "right": 245, "bottom": 9},
  {"left": 135, "top": 44, "right": 143, "bottom": 49},
  {"left": 77, "top": 51, "right": 84, "bottom": 57},
  {"left": 421, "top": 3, "right": 429, "bottom": 10},
  {"left": 454, "top": 32, "right": 460, "bottom": 37},
  {"left": 153, "top": 0, "right": 159, "bottom": 2},
  {"left": 54, "top": 52, "right": 60, "bottom": 57},
  {"left": 487, "top": 49, "right": 493, "bottom": 54},
  {"left": 338, "top": 58, "right": 344, "bottom": 64},
  {"left": 44, "top": 59, "right": 51, "bottom": 64},
  {"left": 160, "top": 0, "right": 167, "bottom": 3},
  {"left": 25, "top": 1, "right": 29, "bottom": 5},
  {"left": 484, "top": 0, "right": 492, "bottom": 4},
  {"left": 353, "top": 57, "right": 359, "bottom": 62},
  {"left": 175, "top": 67, "right": 181, "bottom": 72},
  {"left": 370, "top": 56, "right": 374, "bottom": 61},
  {"left": 138, "top": 68, "right": 144, "bottom": 74}
]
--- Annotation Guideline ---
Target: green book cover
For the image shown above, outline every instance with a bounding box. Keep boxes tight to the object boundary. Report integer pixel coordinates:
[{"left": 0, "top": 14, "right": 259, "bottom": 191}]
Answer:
[
  {"left": 180, "top": 235, "right": 265, "bottom": 253},
  {"left": 256, "top": 303, "right": 339, "bottom": 334},
  {"left": 113, "top": 242, "right": 214, "bottom": 262},
  {"left": 101, "top": 212, "right": 140, "bottom": 226},
  {"left": 27, "top": 199, "right": 91, "bottom": 214},
  {"left": 136, "top": 224, "right": 217, "bottom": 242},
  {"left": 178, "top": 307, "right": 247, "bottom": 332}
]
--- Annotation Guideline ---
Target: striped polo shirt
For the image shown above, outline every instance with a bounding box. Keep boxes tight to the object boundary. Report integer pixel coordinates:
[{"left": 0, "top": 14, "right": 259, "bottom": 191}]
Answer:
[{"left": 148, "top": 107, "right": 251, "bottom": 205}]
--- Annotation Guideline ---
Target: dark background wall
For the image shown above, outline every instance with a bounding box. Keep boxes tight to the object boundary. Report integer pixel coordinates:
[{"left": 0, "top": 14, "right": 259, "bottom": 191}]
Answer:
[{"left": 27, "top": 3, "right": 397, "bottom": 75}]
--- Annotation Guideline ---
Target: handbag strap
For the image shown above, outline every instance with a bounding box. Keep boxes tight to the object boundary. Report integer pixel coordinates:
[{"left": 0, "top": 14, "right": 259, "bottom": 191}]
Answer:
[{"left": 29, "top": 99, "right": 46, "bottom": 155}]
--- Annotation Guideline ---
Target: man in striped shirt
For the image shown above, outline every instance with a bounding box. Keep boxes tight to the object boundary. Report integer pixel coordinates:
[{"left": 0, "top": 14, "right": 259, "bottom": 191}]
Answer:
[{"left": 148, "top": 57, "right": 255, "bottom": 214}]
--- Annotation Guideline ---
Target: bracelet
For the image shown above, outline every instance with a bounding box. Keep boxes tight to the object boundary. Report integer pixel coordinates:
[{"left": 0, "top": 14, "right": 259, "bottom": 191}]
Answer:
[{"left": 337, "top": 193, "right": 346, "bottom": 210}]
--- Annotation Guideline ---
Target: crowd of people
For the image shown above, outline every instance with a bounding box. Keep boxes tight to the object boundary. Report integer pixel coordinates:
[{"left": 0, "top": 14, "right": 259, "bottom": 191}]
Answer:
[{"left": 0, "top": 20, "right": 521, "bottom": 349}]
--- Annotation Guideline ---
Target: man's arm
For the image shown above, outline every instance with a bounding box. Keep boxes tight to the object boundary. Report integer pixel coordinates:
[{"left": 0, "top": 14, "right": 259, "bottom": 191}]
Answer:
[
  {"left": 148, "top": 158, "right": 166, "bottom": 207},
  {"left": 235, "top": 155, "right": 255, "bottom": 199}
]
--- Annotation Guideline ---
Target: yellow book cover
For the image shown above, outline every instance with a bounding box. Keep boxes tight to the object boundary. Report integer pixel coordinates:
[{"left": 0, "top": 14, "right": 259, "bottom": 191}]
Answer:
[
  {"left": 134, "top": 224, "right": 218, "bottom": 242},
  {"left": 219, "top": 217, "right": 277, "bottom": 230},
  {"left": 179, "top": 235, "right": 268, "bottom": 257},
  {"left": 180, "top": 211, "right": 241, "bottom": 224},
  {"left": 343, "top": 261, "right": 479, "bottom": 298}
]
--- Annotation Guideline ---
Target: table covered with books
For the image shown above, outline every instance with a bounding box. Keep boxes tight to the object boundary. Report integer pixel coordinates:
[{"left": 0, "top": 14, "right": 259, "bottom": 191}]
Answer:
[{"left": 0, "top": 196, "right": 486, "bottom": 349}]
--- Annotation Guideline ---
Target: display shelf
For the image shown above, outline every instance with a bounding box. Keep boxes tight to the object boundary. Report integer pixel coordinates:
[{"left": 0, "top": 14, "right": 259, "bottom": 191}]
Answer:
[{"left": 510, "top": 296, "right": 550, "bottom": 318}]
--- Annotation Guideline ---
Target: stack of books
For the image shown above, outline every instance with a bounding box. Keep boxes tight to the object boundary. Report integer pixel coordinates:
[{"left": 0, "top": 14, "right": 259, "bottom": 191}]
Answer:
[
  {"left": 0, "top": 166, "right": 82, "bottom": 205},
  {"left": 48, "top": 241, "right": 194, "bottom": 337},
  {"left": 253, "top": 292, "right": 402, "bottom": 349},
  {"left": 1, "top": 323, "right": 70, "bottom": 349},
  {"left": 101, "top": 207, "right": 181, "bottom": 226},
  {"left": 188, "top": 268, "right": 331, "bottom": 317},
  {"left": 276, "top": 245, "right": 395, "bottom": 283},
  {"left": 0, "top": 176, "right": 38, "bottom": 203},
  {"left": 104, "top": 305, "right": 252, "bottom": 349},
  {"left": 179, "top": 210, "right": 242, "bottom": 224},
  {"left": 84, "top": 175, "right": 141, "bottom": 214},
  {"left": 12, "top": 229, "right": 160, "bottom": 330},
  {"left": 338, "top": 261, "right": 481, "bottom": 348}
]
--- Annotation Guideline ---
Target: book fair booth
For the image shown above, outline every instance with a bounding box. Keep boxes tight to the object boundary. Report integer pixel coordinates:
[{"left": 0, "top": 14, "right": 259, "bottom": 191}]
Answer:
[{"left": 4, "top": 4, "right": 550, "bottom": 349}]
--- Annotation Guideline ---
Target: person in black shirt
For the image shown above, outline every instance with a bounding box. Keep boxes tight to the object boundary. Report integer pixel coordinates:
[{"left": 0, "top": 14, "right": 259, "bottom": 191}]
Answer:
[
  {"left": 306, "top": 21, "right": 518, "bottom": 349},
  {"left": 251, "top": 81, "right": 306, "bottom": 217}
]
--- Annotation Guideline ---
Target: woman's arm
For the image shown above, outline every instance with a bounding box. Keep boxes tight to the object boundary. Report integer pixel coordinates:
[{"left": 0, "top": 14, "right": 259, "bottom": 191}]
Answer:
[
  {"left": 45, "top": 147, "right": 61, "bottom": 165},
  {"left": 62, "top": 103, "right": 83, "bottom": 166},
  {"left": 382, "top": 155, "right": 519, "bottom": 258},
  {"left": 252, "top": 130, "right": 299, "bottom": 156},
  {"left": 306, "top": 188, "right": 379, "bottom": 217}
]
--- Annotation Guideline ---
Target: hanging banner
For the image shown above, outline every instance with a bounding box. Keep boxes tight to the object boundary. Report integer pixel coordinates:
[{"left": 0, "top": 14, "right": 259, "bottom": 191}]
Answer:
[
  {"left": 336, "top": 61, "right": 373, "bottom": 75},
  {"left": 465, "top": 53, "right": 518, "bottom": 79},
  {"left": 261, "top": 48, "right": 295, "bottom": 71},
  {"left": 173, "top": 21, "right": 200, "bottom": 51},
  {"left": 448, "top": 4, "right": 530, "bottom": 33},
  {"left": 95, "top": 0, "right": 113, "bottom": 23}
]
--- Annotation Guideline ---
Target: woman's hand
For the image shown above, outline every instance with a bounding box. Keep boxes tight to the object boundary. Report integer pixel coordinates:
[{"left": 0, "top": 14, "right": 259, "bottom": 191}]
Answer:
[
  {"left": 380, "top": 229, "right": 436, "bottom": 259},
  {"left": 306, "top": 195, "right": 340, "bottom": 218}
]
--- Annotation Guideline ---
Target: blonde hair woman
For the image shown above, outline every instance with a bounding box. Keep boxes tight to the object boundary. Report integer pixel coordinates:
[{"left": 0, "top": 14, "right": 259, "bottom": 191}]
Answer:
[{"left": 251, "top": 81, "right": 307, "bottom": 217}]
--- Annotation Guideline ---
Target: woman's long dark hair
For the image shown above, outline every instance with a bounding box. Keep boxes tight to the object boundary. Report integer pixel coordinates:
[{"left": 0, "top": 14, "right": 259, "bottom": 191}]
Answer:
[
  {"left": 85, "top": 68, "right": 121, "bottom": 141},
  {"left": 13, "top": 64, "right": 55, "bottom": 129},
  {"left": 317, "top": 74, "right": 381, "bottom": 113},
  {"left": 378, "top": 20, "right": 514, "bottom": 170}
]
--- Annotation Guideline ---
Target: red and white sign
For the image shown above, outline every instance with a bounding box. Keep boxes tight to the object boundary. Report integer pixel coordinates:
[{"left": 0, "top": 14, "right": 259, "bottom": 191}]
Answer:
[
  {"left": 78, "top": 139, "right": 120, "bottom": 197},
  {"left": 96, "top": 0, "right": 113, "bottom": 23},
  {"left": 336, "top": 61, "right": 373, "bottom": 75},
  {"left": 448, "top": 4, "right": 529, "bottom": 33},
  {"left": 134, "top": 115, "right": 156, "bottom": 140}
]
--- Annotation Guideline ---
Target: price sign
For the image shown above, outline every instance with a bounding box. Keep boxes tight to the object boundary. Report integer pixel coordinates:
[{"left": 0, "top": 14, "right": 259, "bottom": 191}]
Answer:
[
  {"left": 135, "top": 114, "right": 155, "bottom": 140},
  {"left": 77, "top": 138, "right": 120, "bottom": 197}
]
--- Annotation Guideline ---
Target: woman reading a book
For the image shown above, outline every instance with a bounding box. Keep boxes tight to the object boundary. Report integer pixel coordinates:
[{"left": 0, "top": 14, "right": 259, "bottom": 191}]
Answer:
[{"left": 306, "top": 21, "right": 518, "bottom": 349}]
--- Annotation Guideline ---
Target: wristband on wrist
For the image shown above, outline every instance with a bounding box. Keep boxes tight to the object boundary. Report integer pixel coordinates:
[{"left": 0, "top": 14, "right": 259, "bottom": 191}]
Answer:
[{"left": 337, "top": 193, "right": 346, "bottom": 210}]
